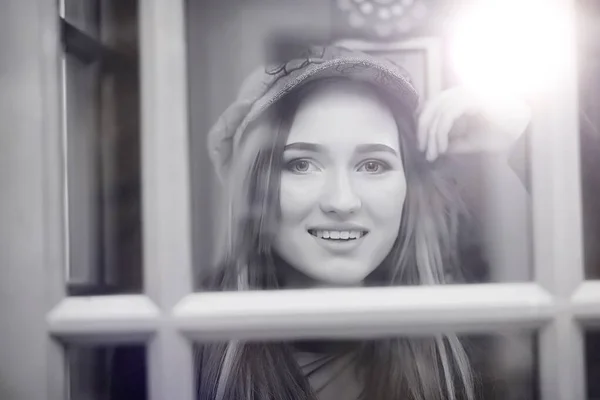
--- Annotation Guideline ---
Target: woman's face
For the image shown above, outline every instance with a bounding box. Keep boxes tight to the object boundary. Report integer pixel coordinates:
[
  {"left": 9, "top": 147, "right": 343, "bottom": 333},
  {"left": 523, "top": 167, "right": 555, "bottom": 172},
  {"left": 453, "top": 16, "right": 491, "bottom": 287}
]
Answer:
[{"left": 273, "top": 81, "right": 407, "bottom": 286}]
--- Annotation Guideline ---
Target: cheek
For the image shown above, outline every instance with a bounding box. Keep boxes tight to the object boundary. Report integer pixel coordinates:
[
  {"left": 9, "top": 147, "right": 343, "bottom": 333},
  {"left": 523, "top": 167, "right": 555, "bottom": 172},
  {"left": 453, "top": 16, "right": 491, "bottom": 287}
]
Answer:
[
  {"left": 360, "top": 173, "right": 407, "bottom": 224},
  {"left": 279, "top": 174, "right": 323, "bottom": 221}
]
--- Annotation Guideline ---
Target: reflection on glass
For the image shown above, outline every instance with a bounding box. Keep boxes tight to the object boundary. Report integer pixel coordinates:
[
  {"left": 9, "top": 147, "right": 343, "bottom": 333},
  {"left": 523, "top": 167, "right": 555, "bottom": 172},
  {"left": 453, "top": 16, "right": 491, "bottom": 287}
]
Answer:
[
  {"left": 188, "top": 2, "right": 532, "bottom": 291},
  {"left": 62, "top": 0, "right": 142, "bottom": 295},
  {"left": 578, "top": 0, "right": 600, "bottom": 280},
  {"left": 586, "top": 331, "right": 600, "bottom": 400},
  {"left": 193, "top": 45, "right": 531, "bottom": 290},
  {"left": 63, "top": 0, "right": 101, "bottom": 36},
  {"left": 195, "top": 333, "right": 537, "bottom": 400},
  {"left": 67, "top": 345, "right": 146, "bottom": 400}
]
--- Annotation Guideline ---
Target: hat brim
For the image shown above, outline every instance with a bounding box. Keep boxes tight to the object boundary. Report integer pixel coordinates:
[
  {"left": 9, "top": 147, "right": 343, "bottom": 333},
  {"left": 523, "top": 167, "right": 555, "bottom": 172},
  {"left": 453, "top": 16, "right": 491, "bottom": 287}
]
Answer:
[{"left": 236, "top": 57, "right": 420, "bottom": 142}]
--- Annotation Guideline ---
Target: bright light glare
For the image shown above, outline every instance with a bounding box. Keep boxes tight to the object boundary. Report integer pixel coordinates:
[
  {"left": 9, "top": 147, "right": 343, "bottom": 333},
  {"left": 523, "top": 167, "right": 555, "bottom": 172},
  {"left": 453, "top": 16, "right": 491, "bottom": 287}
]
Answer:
[{"left": 449, "top": 0, "right": 574, "bottom": 99}]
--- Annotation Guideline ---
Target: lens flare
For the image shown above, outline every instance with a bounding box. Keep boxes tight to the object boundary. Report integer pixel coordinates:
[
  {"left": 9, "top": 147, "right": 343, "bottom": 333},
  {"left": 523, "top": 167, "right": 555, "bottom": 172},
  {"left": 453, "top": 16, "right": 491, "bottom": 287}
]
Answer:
[{"left": 449, "top": 0, "right": 574, "bottom": 100}]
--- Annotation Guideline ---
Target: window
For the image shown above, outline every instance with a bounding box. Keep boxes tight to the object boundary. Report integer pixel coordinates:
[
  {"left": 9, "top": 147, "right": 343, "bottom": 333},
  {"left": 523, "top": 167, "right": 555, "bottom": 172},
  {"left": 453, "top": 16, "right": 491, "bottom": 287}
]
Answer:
[
  {"left": 67, "top": 345, "right": 147, "bottom": 400},
  {"left": 194, "top": 333, "right": 538, "bottom": 400},
  {"left": 2, "top": 0, "right": 600, "bottom": 399},
  {"left": 61, "top": 0, "right": 142, "bottom": 295},
  {"left": 188, "top": 0, "right": 532, "bottom": 289},
  {"left": 579, "top": 0, "right": 600, "bottom": 281}
]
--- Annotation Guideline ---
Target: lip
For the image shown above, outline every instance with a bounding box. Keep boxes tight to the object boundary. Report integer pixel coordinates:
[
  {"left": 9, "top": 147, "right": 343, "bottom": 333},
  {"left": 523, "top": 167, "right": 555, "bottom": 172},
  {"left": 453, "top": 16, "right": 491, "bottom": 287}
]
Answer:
[
  {"left": 306, "top": 224, "right": 369, "bottom": 254},
  {"left": 309, "top": 233, "right": 366, "bottom": 254},
  {"left": 307, "top": 223, "right": 369, "bottom": 232}
]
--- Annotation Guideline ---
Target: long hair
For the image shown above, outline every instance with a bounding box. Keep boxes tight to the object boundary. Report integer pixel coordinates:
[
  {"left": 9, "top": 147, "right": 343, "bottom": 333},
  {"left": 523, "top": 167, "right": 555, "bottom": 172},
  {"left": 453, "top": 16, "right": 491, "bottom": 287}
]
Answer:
[{"left": 197, "top": 80, "right": 474, "bottom": 400}]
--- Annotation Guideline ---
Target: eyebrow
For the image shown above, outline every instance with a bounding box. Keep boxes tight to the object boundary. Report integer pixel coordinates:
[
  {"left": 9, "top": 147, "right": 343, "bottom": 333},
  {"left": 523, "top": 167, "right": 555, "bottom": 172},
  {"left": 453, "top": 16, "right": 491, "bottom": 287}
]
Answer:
[
  {"left": 355, "top": 144, "right": 398, "bottom": 156},
  {"left": 283, "top": 142, "right": 325, "bottom": 153},
  {"left": 284, "top": 142, "right": 399, "bottom": 157}
]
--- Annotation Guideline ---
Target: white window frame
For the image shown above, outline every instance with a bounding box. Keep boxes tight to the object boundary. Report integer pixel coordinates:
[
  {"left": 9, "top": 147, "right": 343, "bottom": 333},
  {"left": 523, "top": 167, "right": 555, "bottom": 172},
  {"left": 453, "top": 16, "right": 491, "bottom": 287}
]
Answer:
[{"left": 0, "top": 0, "right": 594, "bottom": 399}]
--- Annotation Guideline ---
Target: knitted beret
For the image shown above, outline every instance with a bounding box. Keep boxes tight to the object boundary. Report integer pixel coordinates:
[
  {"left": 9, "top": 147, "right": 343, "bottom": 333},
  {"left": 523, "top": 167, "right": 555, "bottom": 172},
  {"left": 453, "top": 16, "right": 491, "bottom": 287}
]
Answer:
[{"left": 207, "top": 45, "right": 419, "bottom": 179}]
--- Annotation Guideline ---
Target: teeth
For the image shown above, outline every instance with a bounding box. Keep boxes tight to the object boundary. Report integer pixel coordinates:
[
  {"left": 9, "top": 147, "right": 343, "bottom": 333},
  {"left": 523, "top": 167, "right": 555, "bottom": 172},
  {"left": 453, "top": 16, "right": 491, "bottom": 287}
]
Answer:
[{"left": 310, "top": 230, "right": 366, "bottom": 240}]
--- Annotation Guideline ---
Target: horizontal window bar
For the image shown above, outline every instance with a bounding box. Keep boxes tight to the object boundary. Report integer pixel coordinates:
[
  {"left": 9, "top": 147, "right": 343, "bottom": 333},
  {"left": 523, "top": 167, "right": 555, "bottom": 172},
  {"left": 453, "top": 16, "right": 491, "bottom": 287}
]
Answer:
[
  {"left": 174, "top": 283, "right": 555, "bottom": 340},
  {"left": 47, "top": 294, "right": 159, "bottom": 342},
  {"left": 572, "top": 281, "right": 600, "bottom": 323},
  {"left": 48, "top": 282, "right": 597, "bottom": 342}
]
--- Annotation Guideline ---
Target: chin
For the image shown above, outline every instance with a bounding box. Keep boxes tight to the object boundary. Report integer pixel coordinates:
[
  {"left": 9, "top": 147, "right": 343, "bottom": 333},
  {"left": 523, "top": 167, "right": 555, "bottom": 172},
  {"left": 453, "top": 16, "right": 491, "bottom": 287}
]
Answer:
[{"left": 305, "top": 261, "right": 374, "bottom": 286}]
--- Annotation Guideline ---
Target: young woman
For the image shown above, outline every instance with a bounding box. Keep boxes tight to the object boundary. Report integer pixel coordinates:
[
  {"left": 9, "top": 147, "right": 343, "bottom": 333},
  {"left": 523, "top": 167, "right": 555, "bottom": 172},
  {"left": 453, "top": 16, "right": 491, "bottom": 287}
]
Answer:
[{"left": 196, "top": 45, "right": 531, "bottom": 400}]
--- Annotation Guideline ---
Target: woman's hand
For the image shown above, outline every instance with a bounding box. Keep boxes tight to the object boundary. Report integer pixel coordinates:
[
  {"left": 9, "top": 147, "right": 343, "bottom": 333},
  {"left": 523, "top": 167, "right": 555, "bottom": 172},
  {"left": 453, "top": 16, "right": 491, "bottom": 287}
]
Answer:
[{"left": 417, "top": 86, "right": 532, "bottom": 161}]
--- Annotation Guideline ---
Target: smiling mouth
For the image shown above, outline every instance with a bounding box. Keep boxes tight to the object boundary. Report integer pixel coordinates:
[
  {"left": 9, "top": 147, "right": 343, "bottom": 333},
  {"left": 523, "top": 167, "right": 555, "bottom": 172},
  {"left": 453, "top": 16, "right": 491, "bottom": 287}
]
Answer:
[{"left": 308, "top": 229, "right": 369, "bottom": 241}]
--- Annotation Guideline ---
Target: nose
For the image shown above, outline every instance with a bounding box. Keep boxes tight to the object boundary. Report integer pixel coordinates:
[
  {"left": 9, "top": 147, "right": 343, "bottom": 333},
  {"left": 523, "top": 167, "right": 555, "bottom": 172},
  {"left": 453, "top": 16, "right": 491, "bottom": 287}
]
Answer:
[{"left": 319, "top": 170, "right": 362, "bottom": 217}]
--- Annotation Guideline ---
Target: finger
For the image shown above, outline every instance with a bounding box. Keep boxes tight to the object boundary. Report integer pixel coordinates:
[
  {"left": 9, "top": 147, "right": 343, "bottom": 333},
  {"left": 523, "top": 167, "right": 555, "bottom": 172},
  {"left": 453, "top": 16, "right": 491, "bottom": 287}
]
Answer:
[
  {"left": 419, "top": 88, "right": 468, "bottom": 155},
  {"left": 436, "top": 112, "right": 452, "bottom": 156},
  {"left": 418, "top": 94, "right": 444, "bottom": 152},
  {"left": 427, "top": 108, "right": 442, "bottom": 161},
  {"left": 418, "top": 102, "right": 434, "bottom": 152},
  {"left": 426, "top": 90, "right": 463, "bottom": 160},
  {"left": 436, "top": 100, "right": 467, "bottom": 156}
]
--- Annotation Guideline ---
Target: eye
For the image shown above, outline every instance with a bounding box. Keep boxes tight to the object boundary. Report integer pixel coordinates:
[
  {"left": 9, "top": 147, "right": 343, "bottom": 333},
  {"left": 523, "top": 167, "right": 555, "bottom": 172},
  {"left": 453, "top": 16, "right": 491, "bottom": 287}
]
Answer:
[
  {"left": 285, "top": 159, "right": 320, "bottom": 174},
  {"left": 357, "top": 160, "right": 390, "bottom": 174}
]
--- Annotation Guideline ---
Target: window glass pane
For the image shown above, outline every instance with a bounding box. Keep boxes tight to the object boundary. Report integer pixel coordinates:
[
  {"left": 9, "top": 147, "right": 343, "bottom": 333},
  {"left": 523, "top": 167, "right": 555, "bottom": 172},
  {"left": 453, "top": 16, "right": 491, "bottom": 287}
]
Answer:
[
  {"left": 63, "top": 0, "right": 100, "bottom": 37},
  {"left": 578, "top": 0, "right": 600, "bottom": 280},
  {"left": 194, "top": 332, "right": 537, "bottom": 399},
  {"left": 67, "top": 345, "right": 147, "bottom": 400},
  {"left": 62, "top": 0, "right": 142, "bottom": 295},
  {"left": 187, "top": 0, "right": 532, "bottom": 291},
  {"left": 587, "top": 331, "right": 600, "bottom": 399}
]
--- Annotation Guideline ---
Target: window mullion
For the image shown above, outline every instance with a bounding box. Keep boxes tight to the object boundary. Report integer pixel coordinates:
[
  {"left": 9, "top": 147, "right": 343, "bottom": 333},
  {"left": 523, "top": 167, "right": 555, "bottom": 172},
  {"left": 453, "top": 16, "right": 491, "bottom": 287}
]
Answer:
[
  {"left": 539, "top": 321, "right": 585, "bottom": 400},
  {"left": 42, "top": 0, "right": 71, "bottom": 398},
  {"left": 573, "top": 281, "right": 600, "bottom": 323},
  {"left": 528, "top": 0, "right": 585, "bottom": 398},
  {"left": 140, "top": 0, "right": 194, "bottom": 399}
]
